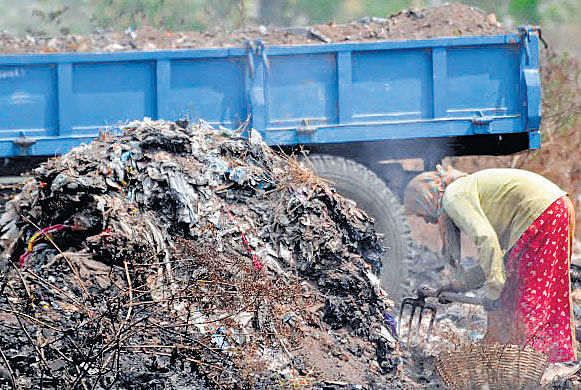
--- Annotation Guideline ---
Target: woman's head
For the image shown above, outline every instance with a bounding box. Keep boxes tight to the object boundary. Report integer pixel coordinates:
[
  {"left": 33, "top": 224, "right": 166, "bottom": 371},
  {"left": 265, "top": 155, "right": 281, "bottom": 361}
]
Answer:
[{"left": 404, "top": 165, "right": 467, "bottom": 223}]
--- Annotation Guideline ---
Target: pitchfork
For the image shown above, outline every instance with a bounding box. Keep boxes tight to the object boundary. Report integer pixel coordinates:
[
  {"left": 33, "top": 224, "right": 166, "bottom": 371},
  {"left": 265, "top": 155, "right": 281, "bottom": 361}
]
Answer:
[{"left": 398, "top": 285, "right": 497, "bottom": 345}]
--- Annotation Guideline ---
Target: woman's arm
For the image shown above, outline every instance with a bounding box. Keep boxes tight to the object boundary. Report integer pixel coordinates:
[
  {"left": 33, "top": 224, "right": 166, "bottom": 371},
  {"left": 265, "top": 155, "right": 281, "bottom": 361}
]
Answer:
[
  {"left": 440, "top": 213, "right": 461, "bottom": 268},
  {"left": 443, "top": 191, "right": 506, "bottom": 300}
]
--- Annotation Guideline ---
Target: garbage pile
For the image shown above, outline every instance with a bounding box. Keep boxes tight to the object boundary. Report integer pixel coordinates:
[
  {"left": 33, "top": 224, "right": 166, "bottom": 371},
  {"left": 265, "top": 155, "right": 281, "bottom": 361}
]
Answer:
[
  {"left": 0, "top": 4, "right": 503, "bottom": 54},
  {"left": 0, "top": 119, "right": 408, "bottom": 389}
]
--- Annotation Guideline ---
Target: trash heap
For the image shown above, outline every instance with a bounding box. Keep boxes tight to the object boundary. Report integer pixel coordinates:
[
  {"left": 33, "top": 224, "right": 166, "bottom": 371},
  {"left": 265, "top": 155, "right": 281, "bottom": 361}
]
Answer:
[{"left": 0, "top": 119, "right": 404, "bottom": 389}]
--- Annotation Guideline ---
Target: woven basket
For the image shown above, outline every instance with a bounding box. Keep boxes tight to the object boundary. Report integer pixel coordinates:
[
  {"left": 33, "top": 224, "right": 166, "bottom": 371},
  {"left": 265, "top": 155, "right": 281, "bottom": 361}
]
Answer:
[{"left": 435, "top": 344, "right": 548, "bottom": 390}]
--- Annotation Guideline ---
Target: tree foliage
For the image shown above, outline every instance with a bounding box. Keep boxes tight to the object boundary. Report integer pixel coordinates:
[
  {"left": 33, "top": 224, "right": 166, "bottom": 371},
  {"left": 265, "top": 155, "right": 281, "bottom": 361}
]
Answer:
[
  {"left": 539, "top": 0, "right": 581, "bottom": 23},
  {"left": 0, "top": 0, "right": 576, "bottom": 36},
  {"left": 91, "top": 0, "right": 246, "bottom": 31},
  {"left": 282, "top": 0, "right": 410, "bottom": 24}
]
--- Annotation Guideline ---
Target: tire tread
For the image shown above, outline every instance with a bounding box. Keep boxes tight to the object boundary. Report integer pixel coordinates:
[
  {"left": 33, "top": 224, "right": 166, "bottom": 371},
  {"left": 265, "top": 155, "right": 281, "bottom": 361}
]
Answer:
[{"left": 308, "top": 154, "right": 413, "bottom": 298}]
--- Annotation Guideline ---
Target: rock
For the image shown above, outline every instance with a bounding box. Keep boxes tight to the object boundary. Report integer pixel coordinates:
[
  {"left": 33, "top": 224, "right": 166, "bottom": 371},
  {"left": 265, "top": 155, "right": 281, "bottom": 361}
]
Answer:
[{"left": 486, "top": 13, "right": 498, "bottom": 26}]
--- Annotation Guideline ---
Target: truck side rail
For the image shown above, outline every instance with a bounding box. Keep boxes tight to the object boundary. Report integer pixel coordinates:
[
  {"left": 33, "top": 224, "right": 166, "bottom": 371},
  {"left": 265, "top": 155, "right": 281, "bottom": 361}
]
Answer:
[{"left": 0, "top": 28, "right": 541, "bottom": 157}]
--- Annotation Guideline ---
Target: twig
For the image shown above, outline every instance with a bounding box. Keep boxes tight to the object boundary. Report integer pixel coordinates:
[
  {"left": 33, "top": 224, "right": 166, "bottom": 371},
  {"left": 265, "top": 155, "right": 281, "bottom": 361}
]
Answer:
[
  {"left": 69, "top": 363, "right": 90, "bottom": 390},
  {"left": 272, "top": 326, "right": 294, "bottom": 362},
  {"left": 0, "top": 308, "right": 61, "bottom": 332},
  {"left": 123, "top": 261, "right": 133, "bottom": 322},
  {"left": 24, "top": 269, "right": 90, "bottom": 313},
  {"left": 122, "top": 344, "right": 204, "bottom": 351},
  {"left": 182, "top": 279, "right": 266, "bottom": 326},
  {"left": 9, "top": 261, "right": 32, "bottom": 301},
  {"left": 145, "top": 319, "right": 225, "bottom": 356},
  {"left": 92, "top": 316, "right": 150, "bottom": 357},
  {"left": 195, "top": 279, "right": 238, "bottom": 288},
  {"left": 48, "top": 343, "right": 74, "bottom": 364},
  {"left": 95, "top": 353, "right": 115, "bottom": 388},
  {"left": 127, "top": 349, "right": 225, "bottom": 371},
  {"left": 20, "top": 214, "right": 90, "bottom": 296},
  {"left": 0, "top": 345, "right": 18, "bottom": 389},
  {"left": 4, "top": 286, "right": 51, "bottom": 370}
]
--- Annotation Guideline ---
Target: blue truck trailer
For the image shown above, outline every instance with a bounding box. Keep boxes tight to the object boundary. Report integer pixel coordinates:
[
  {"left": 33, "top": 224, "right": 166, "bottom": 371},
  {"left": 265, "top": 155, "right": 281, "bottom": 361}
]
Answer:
[{"left": 0, "top": 26, "right": 542, "bottom": 298}]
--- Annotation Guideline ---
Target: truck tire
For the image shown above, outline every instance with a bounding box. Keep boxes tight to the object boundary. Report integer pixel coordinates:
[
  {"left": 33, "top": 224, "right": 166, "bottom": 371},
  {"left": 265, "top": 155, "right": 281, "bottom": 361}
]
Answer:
[{"left": 307, "top": 154, "right": 412, "bottom": 299}]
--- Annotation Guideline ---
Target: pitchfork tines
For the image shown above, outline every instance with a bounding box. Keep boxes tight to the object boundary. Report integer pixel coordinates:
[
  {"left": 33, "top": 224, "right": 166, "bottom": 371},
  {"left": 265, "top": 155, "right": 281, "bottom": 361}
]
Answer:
[{"left": 398, "top": 286, "right": 438, "bottom": 345}]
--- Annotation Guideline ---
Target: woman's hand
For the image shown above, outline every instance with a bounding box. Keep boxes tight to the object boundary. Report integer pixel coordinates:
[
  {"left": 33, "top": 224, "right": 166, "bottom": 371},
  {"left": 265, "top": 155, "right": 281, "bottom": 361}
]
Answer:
[
  {"left": 436, "top": 278, "right": 469, "bottom": 295},
  {"left": 482, "top": 297, "right": 500, "bottom": 311},
  {"left": 438, "top": 263, "right": 485, "bottom": 296}
]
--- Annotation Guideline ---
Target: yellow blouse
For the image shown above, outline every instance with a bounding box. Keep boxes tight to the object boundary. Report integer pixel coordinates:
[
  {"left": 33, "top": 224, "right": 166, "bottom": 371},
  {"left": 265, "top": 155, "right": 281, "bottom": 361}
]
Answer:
[{"left": 442, "top": 168, "right": 567, "bottom": 299}]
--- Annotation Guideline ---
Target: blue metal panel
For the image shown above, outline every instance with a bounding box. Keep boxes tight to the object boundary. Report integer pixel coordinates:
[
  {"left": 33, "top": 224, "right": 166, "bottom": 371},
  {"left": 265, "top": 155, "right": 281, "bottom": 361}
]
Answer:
[
  {"left": 57, "top": 63, "right": 74, "bottom": 136},
  {"left": 264, "top": 34, "right": 521, "bottom": 55},
  {"left": 519, "top": 27, "right": 541, "bottom": 132},
  {"left": 528, "top": 131, "right": 541, "bottom": 149},
  {"left": 524, "top": 69, "right": 541, "bottom": 130},
  {"left": 336, "top": 52, "right": 353, "bottom": 123},
  {"left": 0, "top": 34, "right": 521, "bottom": 66},
  {"left": 0, "top": 48, "right": 248, "bottom": 65},
  {"left": 71, "top": 61, "right": 155, "bottom": 135},
  {"left": 0, "top": 135, "right": 97, "bottom": 157},
  {"left": 262, "top": 116, "right": 522, "bottom": 145},
  {"left": 431, "top": 47, "right": 447, "bottom": 118},
  {"left": 248, "top": 47, "right": 267, "bottom": 131},
  {"left": 156, "top": 59, "right": 171, "bottom": 120},
  {"left": 167, "top": 57, "right": 247, "bottom": 127},
  {"left": 0, "top": 30, "right": 540, "bottom": 158},
  {"left": 445, "top": 44, "right": 520, "bottom": 119},
  {"left": 351, "top": 48, "right": 432, "bottom": 122},
  {"left": 267, "top": 53, "right": 337, "bottom": 128},
  {"left": 0, "top": 65, "right": 57, "bottom": 138}
]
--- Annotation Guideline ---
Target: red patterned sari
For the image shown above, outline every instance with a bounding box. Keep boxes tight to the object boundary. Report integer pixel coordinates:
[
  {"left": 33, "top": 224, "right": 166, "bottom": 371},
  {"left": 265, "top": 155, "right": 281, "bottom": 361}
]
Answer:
[{"left": 485, "top": 196, "right": 577, "bottom": 363}]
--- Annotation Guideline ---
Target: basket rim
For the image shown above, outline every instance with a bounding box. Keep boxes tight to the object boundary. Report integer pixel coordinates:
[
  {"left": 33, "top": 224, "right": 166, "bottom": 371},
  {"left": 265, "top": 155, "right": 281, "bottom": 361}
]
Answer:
[{"left": 434, "top": 343, "right": 548, "bottom": 389}]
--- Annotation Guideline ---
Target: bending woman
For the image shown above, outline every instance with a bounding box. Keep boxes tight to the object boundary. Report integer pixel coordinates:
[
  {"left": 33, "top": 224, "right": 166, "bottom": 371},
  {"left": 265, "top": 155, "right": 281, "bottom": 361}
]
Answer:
[{"left": 404, "top": 167, "right": 576, "bottom": 363}]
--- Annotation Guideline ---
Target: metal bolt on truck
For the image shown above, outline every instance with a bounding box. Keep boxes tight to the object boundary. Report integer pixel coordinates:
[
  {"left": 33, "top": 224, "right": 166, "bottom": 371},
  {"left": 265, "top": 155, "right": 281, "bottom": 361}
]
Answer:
[{"left": 0, "top": 25, "right": 542, "bottom": 299}]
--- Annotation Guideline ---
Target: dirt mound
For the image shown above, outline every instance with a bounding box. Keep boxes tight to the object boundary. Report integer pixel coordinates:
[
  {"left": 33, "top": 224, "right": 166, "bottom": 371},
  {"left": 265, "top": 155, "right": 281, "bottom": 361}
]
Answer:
[
  {"left": 0, "top": 119, "right": 421, "bottom": 389},
  {"left": 0, "top": 4, "right": 503, "bottom": 54}
]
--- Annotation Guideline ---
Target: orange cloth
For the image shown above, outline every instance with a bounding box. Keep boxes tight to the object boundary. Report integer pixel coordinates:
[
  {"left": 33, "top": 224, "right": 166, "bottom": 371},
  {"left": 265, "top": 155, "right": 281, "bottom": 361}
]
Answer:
[{"left": 403, "top": 165, "right": 467, "bottom": 220}]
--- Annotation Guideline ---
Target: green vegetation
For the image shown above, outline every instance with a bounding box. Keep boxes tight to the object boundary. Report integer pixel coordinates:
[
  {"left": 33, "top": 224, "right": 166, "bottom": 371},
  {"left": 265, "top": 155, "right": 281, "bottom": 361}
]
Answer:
[
  {"left": 91, "top": 0, "right": 248, "bottom": 31},
  {"left": 539, "top": 0, "right": 581, "bottom": 23},
  {"left": 541, "top": 52, "right": 581, "bottom": 140},
  {"left": 0, "top": 0, "right": 574, "bottom": 36},
  {"left": 509, "top": 0, "right": 541, "bottom": 23}
]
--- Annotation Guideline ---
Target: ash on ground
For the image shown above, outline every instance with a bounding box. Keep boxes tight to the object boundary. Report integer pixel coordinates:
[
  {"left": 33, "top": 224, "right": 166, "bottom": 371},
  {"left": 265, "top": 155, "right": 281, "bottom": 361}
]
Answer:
[
  {"left": 0, "top": 119, "right": 426, "bottom": 389},
  {"left": 395, "top": 245, "right": 486, "bottom": 389}
]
